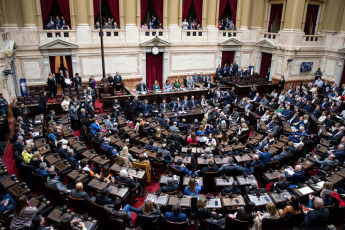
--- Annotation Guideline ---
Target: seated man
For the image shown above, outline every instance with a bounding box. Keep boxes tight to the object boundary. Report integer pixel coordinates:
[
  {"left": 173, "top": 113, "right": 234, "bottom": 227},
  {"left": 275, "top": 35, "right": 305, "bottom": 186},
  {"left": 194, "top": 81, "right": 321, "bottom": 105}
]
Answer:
[
  {"left": 327, "top": 144, "right": 345, "bottom": 160},
  {"left": 222, "top": 181, "right": 242, "bottom": 194},
  {"left": 256, "top": 145, "right": 272, "bottom": 166},
  {"left": 284, "top": 164, "right": 306, "bottom": 185},
  {"left": 35, "top": 162, "right": 54, "bottom": 178},
  {"left": 116, "top": 169, "right": 146, "bottom": 196},
  {"left": 13, "top": 136, "right": 25, "bottom": 153},
  {"left": 235, "top": 160, "right": 254, "bottom": 175},
  {"left": 160, "top": 176, "right": 179, "bottom": 193},
  {"left": 173, "top": 159, "right": 191, "bottom": 175},
  {"left": 289, "top": 126, "right": 307, "bottom": 143},
  {"left": 272, "top": 146, "right": 291, "bottom": 162},
  {"left": 195, "top": 160, "right": 219, "bottom": 177},
  {"left": 251, "top": 155, "right": 263, "bottom": 167},
  {"left": 282, "top": 106, "right": 293, "bottom": 119},
  {"left": 219, "top": 157, "right": 237, "bottom": 176},
  {"left": 47, "top": 171, "right": 71, "bottom": 194},
  {"left": 313, "top": 153, "right": 338, "bottom": 170},
  {"left": 303, "top": 197, "right": 329, "bottom": 230},
  {"left": 94, "top": 188, "right": 113, "bottom": 206},
  {"left": 0, "top": 193, "right": 16, "bottom": 212},
  {"left": 164, "top": 203, "right": 188, "bottom": 223},
  {"left": 101, "top": 138, "right": 118, "bottom": 155},
  {"left": 66, "top": 150, "right": 79, "bottom": 168},
  {"left": 245, "top": 181, "right": 266, "bottom": 195},
  {"left": 70, "top": 182, "right": 91, "bottom": 202},
  {"left": 103, "top": 198, "right": 140, "bottom": 228},
  {"left": 136, "top": 80, "right": 149, "bottom": 92}
]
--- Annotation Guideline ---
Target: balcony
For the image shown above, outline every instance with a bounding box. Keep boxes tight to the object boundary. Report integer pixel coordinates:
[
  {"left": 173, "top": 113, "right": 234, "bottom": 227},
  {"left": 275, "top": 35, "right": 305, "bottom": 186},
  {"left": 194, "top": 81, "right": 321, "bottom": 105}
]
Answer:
[
  {"left": 218, "top": 30, "right": 241, "bottom": 43},
  {"left": 91, "top": 29, "right": 126, "bottom": 45},
  {"left": 39, "top": 30, "right": 77, "bottom": 45},
  {"left": 139, "top": 29, "right": 169, "bottom": 43},
  {"left": 301, "top": 35, "right": 323, "bottom": 47}
]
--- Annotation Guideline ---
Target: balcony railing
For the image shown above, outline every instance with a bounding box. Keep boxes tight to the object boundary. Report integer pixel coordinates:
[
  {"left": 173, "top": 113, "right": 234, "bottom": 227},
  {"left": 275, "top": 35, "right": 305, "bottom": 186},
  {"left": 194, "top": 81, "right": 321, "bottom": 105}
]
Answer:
[
  {"left": 181, "top": 29, "right": 208, "bottom": 42},
  {"left": 262, "top": 32, "right": 279, "bottom": 40},
  {"left": 39, "top": 29, "right": 77, "bottom": 44},
  {"left": 302, "top": 35, "right": 323, "bottom": 46},
  {"left": 139, "top": 29, "right": 169, "bottom": 43},
  {"left": 218, "top": 30, "right": 241, "bottom": 42},
  {"left": 91, "top": 29, "right": 126, "bottom": 44}
]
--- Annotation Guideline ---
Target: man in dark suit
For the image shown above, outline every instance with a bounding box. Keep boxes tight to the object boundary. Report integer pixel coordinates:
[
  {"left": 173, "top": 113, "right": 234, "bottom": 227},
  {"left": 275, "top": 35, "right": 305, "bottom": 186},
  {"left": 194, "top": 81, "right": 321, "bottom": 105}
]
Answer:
[
  {"left": 38, "top": 91, "right": 47, "bottom": 115},
  {"left": 272, "top": 146, "right": 291, "bottom": 162},
  {"left": 188, "top": 95, "right": 197, "bottom": 109},
  {"left": 73, "top": 73, "right": 82, "bottom": 88},
  {"left": 87, "top": 101, "right": 95, "bottom": 118},
  {"left": 136, "top": 81, "right": 148, "bottom": 92},
  {"left": 160, "top": 99, "right": 168, "bottom": 113},
  {"left": 164, "top": 203, "right": 188, "bottom": 223},
  {"left": 103, "top": 199, "right": 139, "bottom": 228},
  {"left": 284, "top": 164, "right": 306, "bottom": 185},
  {"left": 94, "top": 188, "right": 113, "bottom": 206},
  {"left": 116, "top": 169, "right": 145, "bottom": 196},
  {"left": 131, "top": 96, "right": 138, "bottom": 118},
  {"left": 151, "top": 16, "right": 158, "bottom": 28},
  {"left": 70, "top": 182, "right": 91, "bottom": 202},
  {"left": 233, "top": 62, "right": 238, "bottom": 76},
  {"left": 107, "top": 73, "right": 114, "bottom": 86},
  {"left": 195, "top": 160, "right": 219, "bottom": 177},
  {"left": 169, "top": 99, "right": 179, "bottom": 112},
  {"left": 113, "top": 72, "right": 122, "bottom": 91},
  {"left": 311, "top": 105, "right": 321, "bottom": 118},
  {"left": 265, "top": 67, "right": 270, "bottom": 82},
  {"left": 160, "top": 176, "right": 179, "bottom": 193},
  {"left": 321, "top": 98, "right": 330, "bottom": 110}
]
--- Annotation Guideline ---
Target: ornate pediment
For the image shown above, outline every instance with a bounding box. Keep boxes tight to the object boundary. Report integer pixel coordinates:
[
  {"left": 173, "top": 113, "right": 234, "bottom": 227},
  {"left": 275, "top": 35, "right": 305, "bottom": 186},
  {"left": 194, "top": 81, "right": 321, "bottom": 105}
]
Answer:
[
  {"left": 256, "top": 39, "right": 277, "bottom": 49},
  {"left": 219, "top": 37, "right": 243, "bottom": 46},
  {"left": 140, "top": 36, "right": 171, "bottom": 47},
  {"left": 39, "top": 39, "right": 78, "bottom": 50},
  {"left": 339, "top": 47, "right": 345, "bottom": 53}
]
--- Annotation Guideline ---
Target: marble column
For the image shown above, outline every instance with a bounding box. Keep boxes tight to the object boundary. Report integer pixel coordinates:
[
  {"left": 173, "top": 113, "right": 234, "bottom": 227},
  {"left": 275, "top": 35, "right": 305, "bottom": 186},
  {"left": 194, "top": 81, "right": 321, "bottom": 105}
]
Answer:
[
  {"left": 119, "top": 0, "right": 125, "bottom": 27},
  {"left": 125, "top": 0, "right": 136, "bottom": 26},
  {"left": 283, "top": 0, "right": 305, "bottom": 31},
  {"left": 1, "top": 0, "right": 19, "bottom": 27},
  {"left": 21, "top": 0, "right": 37, "bottom": 27},
  {"left": 340, "top": 6, "right": 345, "bottom": 33},
  {"left": 88, "top": 0, "right": 94, "bottom": 27},
  {"left": 206, "top": 0, "right": 216, "bottom": 27},
  {"left": 168, "top": 0, "right": 179, "bottom": 26},
  {"left": 75, "top": 0, "right": 91, "bottom": 43},
  {"left": 34, "top": 0, "right": 43, "bottom": 27},
  {"left": 163, "top": 0, "right": 168, "bottom": 27},
  {"left": 239, "top": 0, "right": 251, "bottom": 28},
  {"left": 202, "top": 0, "right": 207, "bottom": 28}
]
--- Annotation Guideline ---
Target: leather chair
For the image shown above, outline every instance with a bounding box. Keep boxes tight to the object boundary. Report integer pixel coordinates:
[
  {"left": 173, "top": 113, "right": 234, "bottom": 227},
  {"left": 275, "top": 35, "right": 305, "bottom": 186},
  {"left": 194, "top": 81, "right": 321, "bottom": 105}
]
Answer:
[
  {"left": 44, "top": 183, "right": 66, "bottom": 207},
  {"left": 67, "top": 195, "right": 91, "bottom": 215},
  {"left": 31, "top": 171, "right": 46, "bottom": 195},
  {"left": 164, "top": 219, "right": 188, "bottom": 230},
  {"left": 224, "top": 215, "right": 250, "bottom": 230},
  {"left": 261, "top": 217, "right": 285, "bottom": 230},
  {"left": 152, "top": 161, "right": 165, "bottom": 181},
  {"left": 91, "top": 139, "right": 101, "bottom": 153},
  {"left": 135, "top": 213, "right": 163, "bottom": 230},
  {"left": 169, "top": 165, "right": 185, "bottom": 187},
  {"left": 90, "top": 201, "right": 107, "bottom": 227},
  {"left": 284, "top": 212, "right": 304, "bottom": 229},
  {"left": 202, "top": 171, "right": 219, "bottom": 196},
  {"left": 105, "top": 218, "right": 126, "bottom": 230},
  {"left": 253, "top": 164, "right": 262, "bottom": 182},
  {"left": 262, "top": 161, "right": 279, "bottom": 172}
]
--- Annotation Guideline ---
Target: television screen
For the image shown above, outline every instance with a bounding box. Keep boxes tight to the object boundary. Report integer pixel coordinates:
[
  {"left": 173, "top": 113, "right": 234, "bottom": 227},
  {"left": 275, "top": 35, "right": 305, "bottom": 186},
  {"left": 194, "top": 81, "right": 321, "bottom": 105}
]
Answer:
[{"left": 300, "top": 62, "right": 313, "bottom": 72}]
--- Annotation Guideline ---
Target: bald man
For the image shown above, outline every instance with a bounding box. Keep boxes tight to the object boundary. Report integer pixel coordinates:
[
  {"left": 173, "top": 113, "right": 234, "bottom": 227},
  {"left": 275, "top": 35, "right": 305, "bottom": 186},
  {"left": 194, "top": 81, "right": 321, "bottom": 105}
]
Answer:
[
  {"left": 284, "top": 164, "right": 306, "bottom": 185},
  {"left": 70, "top": 182, "right": 91, "bottom": 202},
  {"left": 251, "top": 155, "right": 263, "bottom": 167},
  {"left": 303, "top": 197, "right": 329, "bottom": 229}
]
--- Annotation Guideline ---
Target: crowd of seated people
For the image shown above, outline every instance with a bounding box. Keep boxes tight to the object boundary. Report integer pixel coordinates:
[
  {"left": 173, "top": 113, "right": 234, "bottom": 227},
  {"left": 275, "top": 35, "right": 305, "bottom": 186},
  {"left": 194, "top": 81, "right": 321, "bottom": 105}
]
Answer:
[
  {"left": 5, "top": 69, "right": 345, "bottom": 229},
  {"left": 182, "top": 18, "right": 202, "bottom": 30},
  {"left": 44, "top": 15, "right": 70, "bottom": 30}
]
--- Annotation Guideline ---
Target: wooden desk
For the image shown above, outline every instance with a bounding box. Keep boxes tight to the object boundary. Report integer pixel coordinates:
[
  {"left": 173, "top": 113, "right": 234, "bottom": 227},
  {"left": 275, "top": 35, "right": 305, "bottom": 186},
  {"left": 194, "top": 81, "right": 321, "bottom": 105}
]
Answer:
[
  {"left": 67, "top": 170, "right": 89, "bottom": 183},
  {"left": 233, "top": 143, "right": 246, "bottom": 151},
  {"left": 253, "top": 134, "right": 264, "bottom": 140},
  {"left": 45, "top": 154, "right": 60, "bottom": 165},
  {"left": 214, "top": 157, "right": 229, "bottom": 165},
  {"left": 110, "top": 164, "right": 146, "bottom": 180},
  {"left": 221, "top": 196, "right": 246, "bottom": 208},
  {"left": 236, "top": 175, "right": 257, "bottom": 186},
  {"left": 87, "top": 179, "right": 109, "bottom": 191},
  {"left": 159, "top": 175, "right": 180, "bottom": 185},
  {"left": 46, "top": 208, "right": 72, "bottom": 225},
  {"left": 80, "top": 150, "right": 97, "bottom": 162},
  {"left": 175, "top": 156, "right": 192, "bottom": 164},
  {"left": 272, "top": 141, "right": 285, "bottom": 149},
  {"left": 234, "top": 154, "right": 252, "bottom": 163},
  {"left": 278, "top": 136, "right": 290, "bottom": 143},
  {"left": 335, "top": 168, "right": 345, "bottom": 177},
  {"left": 248, "top": 194, "right": 273, "bottom": 207},
  {"left": 268, "top": 146, "right": 279, "bottom": 155},
  {"left": 206, "top": 198, "right": 222, "bottom": 209},
  {"left": 291, "top": 185, "right": 315, "bottom": 197},
  {"left": 145, "top": 194, "right": 169, "bottom": 206},
  {"left": 308, "top": 181, "right": 325, "bottom": 192},
  {"left": 269, "top": 191, "right": 291, "bottom": 204},
  {"left": 8, "top": 184, "right": 30, "bottom": 199},
  {"left": 263, "top": 170, "right": 281, "bottom": 181},
  {"left": 108, "top": 185, "right": 129, "bottom": 198},
  {"left": 247, "top": 138, "right": 260, "bottom": 146},
  {"left": 53, "top": 161, "right": 72, "bottom": 175},
  {"left": 197, "top": 157, "right": 214, "bottom": 165},
  {"left": 29, "top": 197, "right": 51, "bottom": 215},
  {"left": 168, "top": 196, "right": 191, "bottom": 207},
  {"left": 183, "top": 177, "right": 203, "bottom": 186},
  {"left": 326, "top": 174, "right": 344, "bottom": 184},
  {"left": 215, "top": 177, "right": 234, "bottom": 186},
  {"left": 91, "top": 156, "right": 111, "bottom": 168}
]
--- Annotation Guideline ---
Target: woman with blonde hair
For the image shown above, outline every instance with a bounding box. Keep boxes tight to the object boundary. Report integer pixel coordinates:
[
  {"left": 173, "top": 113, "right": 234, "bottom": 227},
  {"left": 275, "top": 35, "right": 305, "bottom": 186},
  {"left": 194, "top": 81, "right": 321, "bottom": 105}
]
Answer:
[
  {"left": 141, "top": 200, "right": 161, "bottom": 216},
  {"left": 254, "top": 203, "right": 280, "bottom": 229},
  {"left": 219, "top": 131, "right": 228, "bottom": 145},
  {"left": 29, "top": 151, "right": 43, "bottom": 168},
  {"left": 152, "top": 80, "right": 160, "bottom": 91},
  {"left": 261, "top": 110, "right": 271, "bottom": 122},
  {"left": 120, "top": 146, "right": 134, "bottom": 164},
  {"left": 202, "top": 113, "right": 208, "bottom": 127},
  {"left": 22, "top": 145, "right": 33, "bottom": 164},
  {"left": 196, "top": 197, "right": 222, "bottom": 221},
  {"left": 153, "top": 128, "right": 163, "bottom": 141},
  {"left": 61, "top": 96, "right": 70, "bottom": 114}
]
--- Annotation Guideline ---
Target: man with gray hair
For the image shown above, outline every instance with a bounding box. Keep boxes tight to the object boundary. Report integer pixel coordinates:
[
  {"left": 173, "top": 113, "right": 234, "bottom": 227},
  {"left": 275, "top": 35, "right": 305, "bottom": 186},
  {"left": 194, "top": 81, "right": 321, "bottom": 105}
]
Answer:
[
  {"left": 169, "top": 121, "right": 179, "bottom": 132},
  {"left": 136, "top": 80, "right": 148, "bottom": 92},
  {"left": 104, "top": 114, "right": 118, "bottom": 133},
  {"left": 13, "top": 135, "right": 25, "bottom": 153},
  {"left": 219, "top": 156, "right": 237, "bottom": 176},
  {"left": 303, "top": 197, "right": 329, "bottom": 229},
  {"left": 115, "top": 169, "right": 146, "bottom": 196},
  {"left": 313, "top": 153, "right": 338, "bottom": 170},
  {"left": 34, "top": 162, "right": 54, "bottom": 178},
  {"left": 101, "top": 137, "right": 118, "bottom": 155}
]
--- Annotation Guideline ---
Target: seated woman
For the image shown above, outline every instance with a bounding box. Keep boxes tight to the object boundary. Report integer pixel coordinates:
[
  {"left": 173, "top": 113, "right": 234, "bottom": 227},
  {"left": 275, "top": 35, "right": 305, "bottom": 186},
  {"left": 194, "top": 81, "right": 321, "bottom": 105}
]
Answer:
[
  {"left": 261, "top": 110, "right": 271, "bottom": 123},
  {"left": 120, "top": 146, "right": 134, "bottom": 165},
  {"left": 99, "top": 165, "right": 114, "bottom": 183},
  {"left": 10, "top": 195, "right": 38, "bottom": 230},
  {"left": 29, "top": 151, "right": 43, "bottom": 169},
  {"left": 218, "top": 131, "right": 228, "bottom": 145},
  {"left": 278, "top": 195, "right": 301, "bottom": 217},
  {"left": 164, "top": 80, "right": 172, "bottom": 91},
  {"left": 276, "top": 104, "right": 285, "bottom": 114},
  {"left": 196, "top": 125, "right": 205, "bottom": 136},
  {"left": 318, "top": 111, "right": 327, "bottom": 123},
  {"left": 164, "top": 203, "right": 187, "bottom": 223},
  {"left": 153, "top": 128, "right": 163, "bottom": 142},
  {"left": 187, "top": 133, "right": 199, "bottom": 145},
  {"left": 136, "top": 200, "right": 162, "bottom": 227},
  {"left": 196, "top": 197, "right": 222, "bottom": 221},
  {"left": 184, "top": 178, "right": 201, "bottom": 196},
  {"left": 152, "top": 80, "right": 160, "bottom": 91},
  {"left": 137, "top": 154, "right": 151, "bottom": 167},
  {"left": 22, "top": 145, "right": 33, "bottom": 164},
  {"left": 254, "top": 203, "right": 280, "bottom": 229},
  {"left": 173, "top": 79, "right": 182, "bottom": 89},
  {"left": 230, "top": 202, "right": 255, "bottom": 222},
  {"left": 91, "top": 119, "right": 100, "bottom": 135},
  {"left": 205, "top": 133, "right": 217, "bottom": 150}
]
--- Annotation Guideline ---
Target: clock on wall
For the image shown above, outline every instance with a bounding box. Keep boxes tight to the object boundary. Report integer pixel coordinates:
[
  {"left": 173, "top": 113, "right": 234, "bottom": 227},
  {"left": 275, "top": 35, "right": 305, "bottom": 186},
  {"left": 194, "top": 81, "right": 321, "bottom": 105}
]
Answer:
[{"left": 152, "top": 46, "right": 159, "bottom": 55}]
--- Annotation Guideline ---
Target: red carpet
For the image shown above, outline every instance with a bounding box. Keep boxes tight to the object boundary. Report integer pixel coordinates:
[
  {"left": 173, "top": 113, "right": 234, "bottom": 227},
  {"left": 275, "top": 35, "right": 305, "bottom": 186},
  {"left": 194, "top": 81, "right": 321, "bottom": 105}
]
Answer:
[{"left": 3, "top": 142, "right": 19, "bottom": 177}]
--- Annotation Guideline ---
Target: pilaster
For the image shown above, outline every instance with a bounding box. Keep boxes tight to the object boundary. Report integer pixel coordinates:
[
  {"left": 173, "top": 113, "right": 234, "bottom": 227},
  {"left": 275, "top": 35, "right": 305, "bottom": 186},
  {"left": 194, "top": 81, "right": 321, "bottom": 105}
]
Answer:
[{"left": 21, "top": 0, "right": 37, "bottom": 27}]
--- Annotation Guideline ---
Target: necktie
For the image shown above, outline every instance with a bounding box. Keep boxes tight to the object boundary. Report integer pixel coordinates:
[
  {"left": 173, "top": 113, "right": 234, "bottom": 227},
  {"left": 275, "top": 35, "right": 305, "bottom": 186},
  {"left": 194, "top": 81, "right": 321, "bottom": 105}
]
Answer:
[{"left": 141, "top": 85, "right": 143, "bottom": 92}]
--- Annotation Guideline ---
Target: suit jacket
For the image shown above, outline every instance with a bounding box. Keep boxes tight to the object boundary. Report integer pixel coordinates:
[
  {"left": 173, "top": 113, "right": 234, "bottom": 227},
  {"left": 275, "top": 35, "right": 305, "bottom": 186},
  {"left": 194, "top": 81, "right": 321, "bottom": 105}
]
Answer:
[
  {"left": 160, "top": 180, "right": 178, "bottom": 193},
  {"left": 108, "top": 76, "right": 114, "bottom": 84},
  {"left": 285, "top": 170, "right": 306, "bottom": 185},
  {"left": 47, "top": 177, "right": 68, "bottom": 193},
  {"left": 115, "top": 176, "right": 137, "bottom": 189},
  {"left": 160, "top": 103, "right": 168, "bottom": 112},
  {"left": 136, "top": 84, "right": 148, "bottom": 92},
  {"left": 103, "top": 205, "right": 132, "bottom": 227},
  {"left": 74, "top": 76, "right": 82, "bottom": 87},
  {"left": 38, "top": 95, "right": 47, "bottom": 109},
  {"left": 321, "top": 101, "right": 330, "bottom": 109},
  {"left": 94, "top": 194, "right": 113, "bottom": 206},
  {"left": 273, "top": 151, "right": 291, "bottom": 161},
  {"left": 114, "top": 75, "right": 122, "bottom": 85},
  {"left": 169, "top": 101, "right": 178, "bottom": 111},
  {"left": 70, "top": 189, "right": 91, "bottom": 202},
  {"left": 164, "top": 212, "right": 187, "bottom": 223}
]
